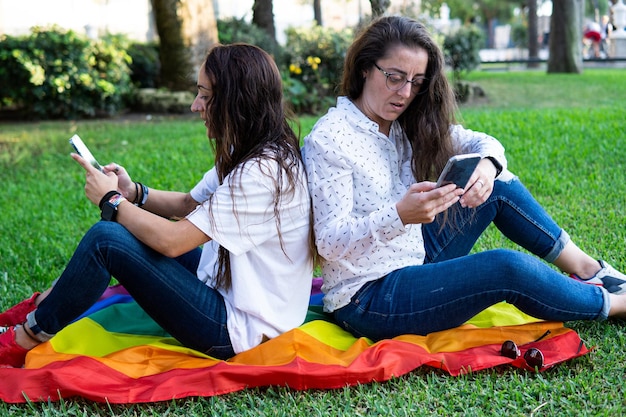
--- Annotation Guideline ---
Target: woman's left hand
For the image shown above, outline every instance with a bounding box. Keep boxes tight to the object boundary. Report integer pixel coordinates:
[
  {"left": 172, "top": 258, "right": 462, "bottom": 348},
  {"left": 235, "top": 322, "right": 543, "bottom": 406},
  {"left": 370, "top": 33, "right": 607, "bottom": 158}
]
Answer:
[
  {"left": 71, "top": 153, "right": 119, "bottom": 206},
  {"left": 102, "top": 162, "right": 135, "bottom": 200},
  {"left": 459, "top": 158, "right": 497, "bottom": 208}
]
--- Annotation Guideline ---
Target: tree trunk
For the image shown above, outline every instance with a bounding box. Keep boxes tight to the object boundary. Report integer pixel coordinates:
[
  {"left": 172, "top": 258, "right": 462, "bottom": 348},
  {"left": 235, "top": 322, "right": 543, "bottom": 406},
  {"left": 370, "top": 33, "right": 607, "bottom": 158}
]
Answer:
[
  {"left": 150, "top": 0, "right": 218, "bottom": 91},
  {"left": 370, "top": 0, "right": 390, "bottom": 17},
  {"left": 313, "top": 0, "right": 323, "bottom": 26},
  {"left": 252, "top": 0, "right": 277, "bottom": 43},
  {"left": 486, "top": 17, "right": 496, "bottom": 49},
  {"left": 527, "top": 0, "right": 540, "bottom": 68},
  {"left": 180, "top": 0, "right": 219, "bottom": 77},
  {"left": 151, "top": 0, "right": 189, "bottom": 90},
  {"left": 547, "top": 0, "right": 583, "bottom": 73}
]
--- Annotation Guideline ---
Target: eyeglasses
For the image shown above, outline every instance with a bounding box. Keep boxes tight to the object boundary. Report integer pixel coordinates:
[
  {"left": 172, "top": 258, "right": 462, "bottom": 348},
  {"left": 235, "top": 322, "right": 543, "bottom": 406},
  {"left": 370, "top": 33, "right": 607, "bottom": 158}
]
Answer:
[
  {"left": 373, "top": 63, "right": 426, "bottom": 93},
  {"left": 500, "top": 340, "right": 545, "bottom": 370}
]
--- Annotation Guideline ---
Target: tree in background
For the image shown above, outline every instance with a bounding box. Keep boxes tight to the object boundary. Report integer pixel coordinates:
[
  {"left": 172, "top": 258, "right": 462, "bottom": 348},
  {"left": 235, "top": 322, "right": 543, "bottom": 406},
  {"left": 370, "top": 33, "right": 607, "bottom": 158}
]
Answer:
[
  {"left": 527, "top": 0, "right": 540, "bottom": 68},
  {"left": 314, "top": 0, "right": 323, "bottom": 25},
  {"left": 295, "top": 0, "right": 322, "bottom": 26},
  {"left": 422, "top": 0, "right": 586, "bottom": 74},
  {"left": 181, "top": 0, "right": 219, "bottom": 75},
  {"left": 479, "top": 0, "right": 517, "bottom": 48},
  {"left": 421, "top": 0, "right": 518, "bottom": 48},
  {"left": 370, "top": 0, "right": 391, "bottom": 16},
  {"left": 253, "top": 0, "right": 277, "bottom": 44},
  {"left": 151, "top": 0, "right": 218, "bottom": 91},
  {"left": 547, "top": 0, "right": 583, "bottom": 73}
]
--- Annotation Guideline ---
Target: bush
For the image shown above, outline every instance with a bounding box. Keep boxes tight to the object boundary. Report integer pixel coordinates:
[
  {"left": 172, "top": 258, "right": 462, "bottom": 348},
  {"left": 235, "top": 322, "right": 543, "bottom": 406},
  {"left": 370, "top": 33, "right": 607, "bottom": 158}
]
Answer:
[
  {"left": 216, "top": 18, "right": 352, "bottom": 115},
  {"left": 127, "top": 42, "right": 160, "bottom": 88},
  {"left": 511, "top": 23, "right": 528, "bottom": 48},
  {"left": 283, "top": 24, "right": 353, "bottom": 114},
  {"left": 443, "top": 24, "right": 484, "bottom": 102},
  {"left": 0, "top": 26, "right": 133, "bottom": 119},
  {"left": 217, "top": 17, "right": 285, "bottom": 66}
]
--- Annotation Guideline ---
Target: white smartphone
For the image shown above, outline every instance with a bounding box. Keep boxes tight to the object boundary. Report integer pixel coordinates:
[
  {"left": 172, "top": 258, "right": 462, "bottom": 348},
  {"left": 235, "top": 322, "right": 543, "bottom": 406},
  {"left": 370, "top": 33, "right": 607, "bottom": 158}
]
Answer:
[
  {"left": 436, "top": 153, "right": 482, "bottom": 189},
  {"left": 69, "top": 134, "right": 103, "bottom": 172}
]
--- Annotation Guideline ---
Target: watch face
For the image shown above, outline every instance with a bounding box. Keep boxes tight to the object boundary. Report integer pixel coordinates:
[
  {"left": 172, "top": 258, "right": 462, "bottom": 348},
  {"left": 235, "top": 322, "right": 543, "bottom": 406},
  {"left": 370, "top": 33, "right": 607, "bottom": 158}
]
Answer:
[
  {"left": 101, "top": 201, "right": 118, "bottom": 221},
  {"left": 101, "top": 193, "right": 124, "bottom": 221},
  {"left": 109, "top": 193, "right": 124, "bottom": 205}
]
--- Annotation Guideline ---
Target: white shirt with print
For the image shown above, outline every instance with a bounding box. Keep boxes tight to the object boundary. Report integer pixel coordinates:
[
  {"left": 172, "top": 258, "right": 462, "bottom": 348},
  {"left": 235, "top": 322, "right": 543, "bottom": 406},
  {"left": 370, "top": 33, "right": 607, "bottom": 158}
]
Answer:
[{"left": 303, "top": 96, "right": 510, "bottom": 313}]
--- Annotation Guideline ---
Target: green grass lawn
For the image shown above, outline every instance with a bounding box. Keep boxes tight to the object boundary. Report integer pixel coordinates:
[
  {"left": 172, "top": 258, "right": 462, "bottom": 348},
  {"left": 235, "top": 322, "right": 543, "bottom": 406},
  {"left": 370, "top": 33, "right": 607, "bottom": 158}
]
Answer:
[{"left": 1, "top": 68, "right": 626, "bottom": 415}]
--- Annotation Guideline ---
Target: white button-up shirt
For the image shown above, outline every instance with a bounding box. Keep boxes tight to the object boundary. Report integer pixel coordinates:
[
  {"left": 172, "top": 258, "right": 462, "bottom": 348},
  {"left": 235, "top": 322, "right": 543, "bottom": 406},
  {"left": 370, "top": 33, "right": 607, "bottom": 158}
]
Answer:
[
  {"left": 186, "top": 157, "right": 313, "bottom": 353},
  {"left": 303, "top": 97, "right": 509, "bottom": 312}
]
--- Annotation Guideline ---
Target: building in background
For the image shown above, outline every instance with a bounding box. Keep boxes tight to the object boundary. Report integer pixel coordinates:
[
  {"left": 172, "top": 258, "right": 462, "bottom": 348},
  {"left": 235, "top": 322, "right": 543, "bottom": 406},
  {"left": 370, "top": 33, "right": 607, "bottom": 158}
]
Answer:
[
  {"left": 0, "top": 0, "right": 398, "bottom": 44},
  {"left": 0, "top": 0, "right": 156, "bottom": 41}
]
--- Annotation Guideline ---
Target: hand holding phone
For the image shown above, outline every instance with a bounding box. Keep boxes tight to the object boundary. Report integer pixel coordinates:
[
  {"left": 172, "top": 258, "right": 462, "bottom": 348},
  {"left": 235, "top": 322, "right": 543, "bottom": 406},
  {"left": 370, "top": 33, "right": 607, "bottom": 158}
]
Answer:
[
  {"left": 69, "top": 134, "right": 103, "bottom": 172},
  {"left": 436, "top": 153, "right": 481, "bottom": 189}
]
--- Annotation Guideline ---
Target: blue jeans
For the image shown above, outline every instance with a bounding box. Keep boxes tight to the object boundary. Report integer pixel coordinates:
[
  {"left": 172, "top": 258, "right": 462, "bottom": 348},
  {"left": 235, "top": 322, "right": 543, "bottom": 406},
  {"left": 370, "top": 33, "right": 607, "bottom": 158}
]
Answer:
[
  {"left": 31, "top": 221, "right": 235, "bottom": 360},
  {"left": 334, "top": 178, "right": 608, "bottom": 341}
]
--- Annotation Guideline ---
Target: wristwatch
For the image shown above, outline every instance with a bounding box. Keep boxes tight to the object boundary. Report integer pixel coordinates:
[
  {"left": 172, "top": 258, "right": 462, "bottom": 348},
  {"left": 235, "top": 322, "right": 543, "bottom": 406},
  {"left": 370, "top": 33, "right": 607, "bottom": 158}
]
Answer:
[
  {"left": 100, "top": 192, "right": 126, "bottom": 222},
  {"left": 486, "top": 156, "right": 503, "bottom": 178}
]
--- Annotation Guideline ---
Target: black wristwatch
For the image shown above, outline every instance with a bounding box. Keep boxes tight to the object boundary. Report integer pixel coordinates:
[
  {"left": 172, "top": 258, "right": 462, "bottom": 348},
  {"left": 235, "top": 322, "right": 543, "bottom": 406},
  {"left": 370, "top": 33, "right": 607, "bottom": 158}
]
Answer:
[
  {"left": 100, "top": 192, "right": 126, "bottom": 222},
  {"left": 486, "top": 156, "right": 503, "bottom": 178}
]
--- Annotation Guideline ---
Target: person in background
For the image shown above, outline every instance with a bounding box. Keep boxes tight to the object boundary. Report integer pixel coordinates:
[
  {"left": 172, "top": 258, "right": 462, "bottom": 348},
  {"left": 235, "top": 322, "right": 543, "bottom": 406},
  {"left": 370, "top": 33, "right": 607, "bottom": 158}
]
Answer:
[
  {"left": 0, "top": 43, "right": 314, "bottom": 368},
  {"left": 303, "top": 15, "right": 626, "bottom": 342},
  {"left": 584, "top": 20, "right": 603, "bottom": 58},
  {"left": 600, "top": 15, "right": 613, "bottom": 57}
]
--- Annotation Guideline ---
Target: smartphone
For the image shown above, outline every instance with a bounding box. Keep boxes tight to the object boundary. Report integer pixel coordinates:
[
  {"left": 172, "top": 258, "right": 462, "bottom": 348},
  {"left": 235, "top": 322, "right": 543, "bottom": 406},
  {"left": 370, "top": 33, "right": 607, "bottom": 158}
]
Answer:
[
  {"left": 436, "top": 153, "right": 481, "bottom": 189},
  {"left": 69, "top": 134, "right": 103, "bottom": 172}
]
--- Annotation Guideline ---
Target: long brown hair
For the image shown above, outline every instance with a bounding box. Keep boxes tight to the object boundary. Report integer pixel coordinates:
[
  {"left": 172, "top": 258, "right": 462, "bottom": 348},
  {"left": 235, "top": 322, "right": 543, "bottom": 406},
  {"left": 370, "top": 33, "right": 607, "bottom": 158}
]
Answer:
[
  {"left": 203, "top": 43, "right": 311, "bottom": 291},
  {"left": 340, "top": 16, "right": 459, "bottom": 182}
]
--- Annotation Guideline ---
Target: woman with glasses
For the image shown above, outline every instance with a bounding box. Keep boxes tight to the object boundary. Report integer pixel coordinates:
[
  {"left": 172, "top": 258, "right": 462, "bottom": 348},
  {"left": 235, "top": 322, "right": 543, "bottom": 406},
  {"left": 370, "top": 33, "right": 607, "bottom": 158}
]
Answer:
[
  {"left": 0, "top": 44, "right": 314, "bottom": 368},
  {"left": 303, "top": 15, "right": 626, "bottom": 342}
]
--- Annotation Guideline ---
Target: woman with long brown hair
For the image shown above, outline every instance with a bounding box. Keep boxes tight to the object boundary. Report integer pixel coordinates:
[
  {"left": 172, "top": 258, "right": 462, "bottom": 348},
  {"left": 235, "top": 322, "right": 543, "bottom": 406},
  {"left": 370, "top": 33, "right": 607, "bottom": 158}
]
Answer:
[
  {"left": 304, "top": 15, "right": 626, "bottom": 342},
  {"left": 0, "top": 44, "right": 314, "bottom": 367}
]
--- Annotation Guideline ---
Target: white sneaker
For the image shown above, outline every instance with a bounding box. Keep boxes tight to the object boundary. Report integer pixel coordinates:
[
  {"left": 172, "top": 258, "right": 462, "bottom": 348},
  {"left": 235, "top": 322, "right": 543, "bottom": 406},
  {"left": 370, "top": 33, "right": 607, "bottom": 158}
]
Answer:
[{"left": 571, "top": 260, "right": 626, "bottom": 295}]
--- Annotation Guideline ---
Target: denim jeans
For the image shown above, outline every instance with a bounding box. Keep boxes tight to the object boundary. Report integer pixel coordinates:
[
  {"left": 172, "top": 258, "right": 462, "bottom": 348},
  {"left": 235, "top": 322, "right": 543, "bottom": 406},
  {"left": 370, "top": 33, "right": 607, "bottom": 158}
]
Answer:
[
  {"left": 31, "top": 221, "right": 235, "bottom": 359},
  {"left": 334, "top": 178, "right": 608, "bottom": 341}
]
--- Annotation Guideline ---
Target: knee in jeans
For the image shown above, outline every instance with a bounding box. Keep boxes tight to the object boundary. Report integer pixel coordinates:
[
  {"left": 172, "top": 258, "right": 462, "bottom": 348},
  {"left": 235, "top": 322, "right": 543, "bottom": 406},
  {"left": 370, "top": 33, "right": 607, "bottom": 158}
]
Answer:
[
  {"left": 483, "top": 249, "right": 533, "bottom": 276},
  {"left": 84, "top": 221, "right": 130, "bottom": 248},
  {"left": 89, "top": 221, "right": 125, "bottom": 238}
]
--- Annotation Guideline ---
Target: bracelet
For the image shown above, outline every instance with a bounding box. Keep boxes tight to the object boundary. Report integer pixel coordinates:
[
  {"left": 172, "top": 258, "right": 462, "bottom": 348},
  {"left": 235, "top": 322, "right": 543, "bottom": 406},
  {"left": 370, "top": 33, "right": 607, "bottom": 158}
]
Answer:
[
  {"left": 99, "top": 190, "right": 121, "bottom": 210},
  {"left": 138, "top": 182, "right": 149, "bottom": 207},
  {"left": 132, "top": 181, "right": 140, "bottom": 205}
]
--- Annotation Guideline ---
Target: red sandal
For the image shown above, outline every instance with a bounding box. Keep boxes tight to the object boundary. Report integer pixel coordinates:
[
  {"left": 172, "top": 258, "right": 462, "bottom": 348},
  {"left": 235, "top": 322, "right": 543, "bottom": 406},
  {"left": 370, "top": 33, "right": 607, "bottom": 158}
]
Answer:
[
  {"left": 0, "top": 292, "right": 40, "bottom": 327},
  {"left": 0, "top": 326, "right": 29, "bottom": 368}
]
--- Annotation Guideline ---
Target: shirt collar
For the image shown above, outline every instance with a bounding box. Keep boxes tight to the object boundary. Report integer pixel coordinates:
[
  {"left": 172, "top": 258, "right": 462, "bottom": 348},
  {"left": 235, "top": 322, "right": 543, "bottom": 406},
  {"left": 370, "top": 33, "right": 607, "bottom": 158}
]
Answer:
[
  {"left": 337, "top": 96, "right": 379, "bottom": 131},
  {"left": 337, "top": 96, "right": 402, "bottom": 138}
]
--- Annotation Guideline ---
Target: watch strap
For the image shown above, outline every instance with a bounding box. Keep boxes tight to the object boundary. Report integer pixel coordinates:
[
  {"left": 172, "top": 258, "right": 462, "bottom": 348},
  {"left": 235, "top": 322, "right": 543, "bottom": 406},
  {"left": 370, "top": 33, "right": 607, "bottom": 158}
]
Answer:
[
  {"left": 99, "top": 190, "right": 120, "bottom": 210},
  {"left": 100, "top": 192, "right": 126, "bottom": 222},
  {"left": 486, "top": 156, "right": 503, "bottom": 177}
]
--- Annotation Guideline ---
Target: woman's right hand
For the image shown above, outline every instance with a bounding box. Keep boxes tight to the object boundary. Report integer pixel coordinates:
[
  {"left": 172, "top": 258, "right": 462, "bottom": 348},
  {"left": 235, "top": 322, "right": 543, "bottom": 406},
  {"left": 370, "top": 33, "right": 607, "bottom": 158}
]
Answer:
[
  {"left": 102, "top": 162, "right": 135, "bottom": 201},
  {"left": 396, "top": 182, "right": 463, "bottom": 225}
]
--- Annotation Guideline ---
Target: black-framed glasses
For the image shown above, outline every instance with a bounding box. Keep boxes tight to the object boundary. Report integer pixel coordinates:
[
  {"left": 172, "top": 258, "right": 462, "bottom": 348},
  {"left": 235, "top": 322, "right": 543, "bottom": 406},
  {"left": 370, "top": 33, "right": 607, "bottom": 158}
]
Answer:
[
  {"left": 500, "top": 340, "right": 545, "bottom": 370},
  {"left": 373, "top": 63, "right": 426, "bottom": 93}
]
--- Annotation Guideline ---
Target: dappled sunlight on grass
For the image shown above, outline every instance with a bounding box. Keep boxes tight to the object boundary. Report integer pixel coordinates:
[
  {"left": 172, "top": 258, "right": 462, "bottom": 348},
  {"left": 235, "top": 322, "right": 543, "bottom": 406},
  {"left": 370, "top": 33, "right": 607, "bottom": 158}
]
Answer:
[
  {"left": 1, "top": 69, "right": 625, "bottom": 415},
  {"left": 465, "top": 69, "right": 626, "bottom": 110}
]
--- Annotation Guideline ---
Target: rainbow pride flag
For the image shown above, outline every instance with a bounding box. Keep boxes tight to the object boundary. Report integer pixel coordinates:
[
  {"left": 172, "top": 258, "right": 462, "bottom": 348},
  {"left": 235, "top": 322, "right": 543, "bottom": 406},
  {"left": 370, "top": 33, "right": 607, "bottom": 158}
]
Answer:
[{"left": 0, "top": 283, "right": 589, "bottom": 403}]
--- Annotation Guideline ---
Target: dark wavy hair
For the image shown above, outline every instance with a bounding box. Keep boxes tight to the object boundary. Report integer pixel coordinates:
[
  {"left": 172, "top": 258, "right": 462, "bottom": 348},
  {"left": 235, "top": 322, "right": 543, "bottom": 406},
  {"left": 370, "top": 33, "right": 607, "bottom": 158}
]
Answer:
[
  {"left": 340, "top": 15, "right": 458, "bottom": 182},
  {"left": 203, "top": 43, "right": 312, "bottom": 291}
]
